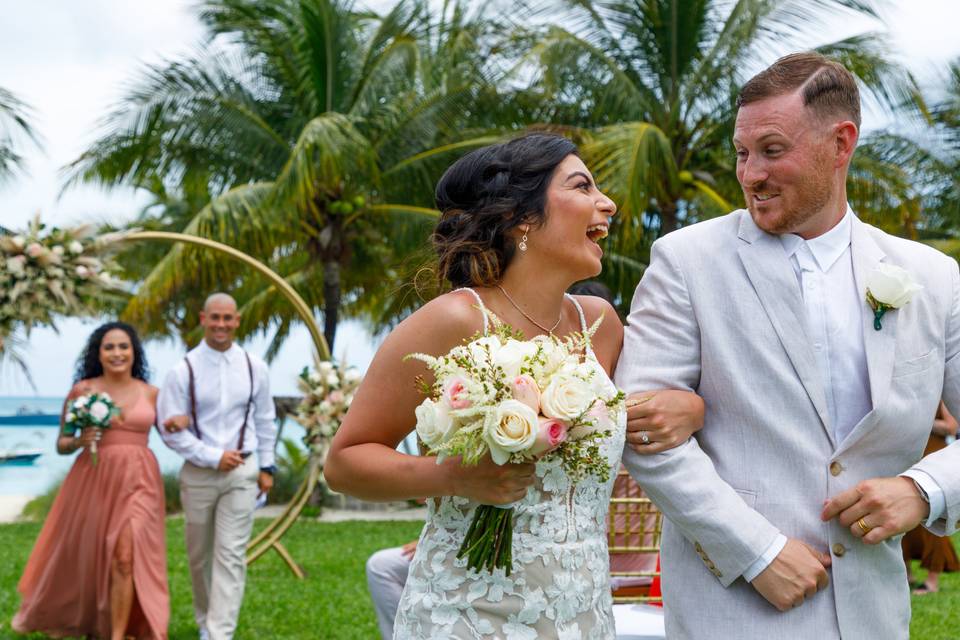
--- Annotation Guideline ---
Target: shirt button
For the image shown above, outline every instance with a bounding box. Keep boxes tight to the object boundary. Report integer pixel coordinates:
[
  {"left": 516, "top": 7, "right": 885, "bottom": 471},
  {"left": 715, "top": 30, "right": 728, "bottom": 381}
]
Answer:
[
  {"left": 832, "top": 543, "right": 846, "bottom": 557},
  {"left": 830, "top": 461, "right": 843, "bottom": 476}
]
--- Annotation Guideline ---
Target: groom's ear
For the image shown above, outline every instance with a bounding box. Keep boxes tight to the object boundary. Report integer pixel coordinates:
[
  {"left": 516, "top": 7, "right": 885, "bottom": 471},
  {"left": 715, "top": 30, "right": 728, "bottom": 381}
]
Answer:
[{"left": 833, "top": 120, "right": 859, "bottom": 168}]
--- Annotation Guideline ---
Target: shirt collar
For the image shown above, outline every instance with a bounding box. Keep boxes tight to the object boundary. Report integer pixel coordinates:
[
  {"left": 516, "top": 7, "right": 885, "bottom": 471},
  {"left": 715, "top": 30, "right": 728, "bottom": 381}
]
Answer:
[
  {"left": 196, "top": 339, "right": 242, "bottom": 364},
  {"left": 779, "top": 205, "right": 853, "bottom": 272}
]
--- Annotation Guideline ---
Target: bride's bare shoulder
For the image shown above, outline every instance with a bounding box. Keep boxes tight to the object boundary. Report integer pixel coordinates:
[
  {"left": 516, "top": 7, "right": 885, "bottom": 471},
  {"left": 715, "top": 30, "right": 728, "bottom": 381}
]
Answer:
[{"left": 379, "top": 289, "right": 489, "bottom": 360}]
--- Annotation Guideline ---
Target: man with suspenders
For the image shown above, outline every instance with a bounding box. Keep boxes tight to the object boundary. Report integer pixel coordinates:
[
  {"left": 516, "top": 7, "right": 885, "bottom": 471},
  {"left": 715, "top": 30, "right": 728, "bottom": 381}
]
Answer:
[{"left": 158, "top": 293, "right": 277, "bottom": 640}]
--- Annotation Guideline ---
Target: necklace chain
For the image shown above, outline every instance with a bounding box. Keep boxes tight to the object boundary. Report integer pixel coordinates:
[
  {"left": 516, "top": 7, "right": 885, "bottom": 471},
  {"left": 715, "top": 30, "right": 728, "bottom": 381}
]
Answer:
[{"left": 496, "top": 284, "right": 562, "bottom": 334}]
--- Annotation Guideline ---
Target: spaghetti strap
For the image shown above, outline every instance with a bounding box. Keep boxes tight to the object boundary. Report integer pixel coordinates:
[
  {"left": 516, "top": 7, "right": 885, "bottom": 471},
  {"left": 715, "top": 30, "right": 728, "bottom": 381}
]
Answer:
[
  {"left": 453, "top": 287, "right": 490, "bottom": 336},
  {"left": 565, "top": 294, "right": 595, "bottom": 356}
]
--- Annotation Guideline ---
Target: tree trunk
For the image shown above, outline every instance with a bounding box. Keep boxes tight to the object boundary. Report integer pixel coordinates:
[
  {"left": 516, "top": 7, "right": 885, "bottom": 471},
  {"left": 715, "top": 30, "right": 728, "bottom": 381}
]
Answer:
[
  {"left": 322, "top": 258, "right": 340, "bottom": 352},
  {"left": 659, "top": 200, "right": 679, "bottom": 235}
]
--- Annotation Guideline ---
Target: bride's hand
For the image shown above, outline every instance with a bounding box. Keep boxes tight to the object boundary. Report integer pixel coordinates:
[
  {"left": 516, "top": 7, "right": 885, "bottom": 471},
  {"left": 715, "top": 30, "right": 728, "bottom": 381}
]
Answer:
[
  {"left": 446, "top": 455, "right": 536, "bottom": 506},
  {"left": 625, "top": 390, "right": 704, "bottom": 454}
]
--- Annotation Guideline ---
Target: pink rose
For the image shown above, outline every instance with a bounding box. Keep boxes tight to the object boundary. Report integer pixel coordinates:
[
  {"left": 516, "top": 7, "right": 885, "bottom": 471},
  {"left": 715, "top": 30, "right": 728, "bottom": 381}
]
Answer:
[
  {"left": 328, "top": 390, "right": 344, "bottom": 404},
  {"left": 529, "top": 417, "right": 568, "bottom": 456},
  {"left": 442, "top": 376, "right": 471, "bottom": 410},
  {"left": 511, "top": 374, "right": 540, "bottom": 413},
  {"left": 25, "top": 243, "right": 44, "bottom": 258}
]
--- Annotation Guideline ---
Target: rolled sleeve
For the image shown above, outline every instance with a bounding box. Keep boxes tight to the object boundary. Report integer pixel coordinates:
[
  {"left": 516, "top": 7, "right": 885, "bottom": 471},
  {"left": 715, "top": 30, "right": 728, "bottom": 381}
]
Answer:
[{"left": 157, "top": 364, "right": 223, "bottom": 469}]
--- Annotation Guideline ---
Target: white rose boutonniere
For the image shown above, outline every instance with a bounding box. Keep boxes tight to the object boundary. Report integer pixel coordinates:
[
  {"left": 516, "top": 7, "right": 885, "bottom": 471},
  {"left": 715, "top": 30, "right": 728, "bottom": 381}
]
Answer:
[{"left": 865, "top": 264, "right": 923, "bottom": 330}]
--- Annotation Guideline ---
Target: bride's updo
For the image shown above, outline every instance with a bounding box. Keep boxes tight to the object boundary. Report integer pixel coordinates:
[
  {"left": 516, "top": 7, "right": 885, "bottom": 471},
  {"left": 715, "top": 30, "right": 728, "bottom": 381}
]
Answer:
[{"left": 433, "top": 133, "right": 578, "bottom": 288}]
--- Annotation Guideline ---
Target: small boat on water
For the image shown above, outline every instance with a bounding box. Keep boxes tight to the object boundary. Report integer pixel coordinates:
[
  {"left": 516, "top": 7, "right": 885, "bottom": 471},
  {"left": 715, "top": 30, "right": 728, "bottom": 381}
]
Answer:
[
  {"left": 0, "top": 406, "right": 60, "bottom": 426},
  {"left": 0, "top": 449, "right": 42, "bottom": 465}
]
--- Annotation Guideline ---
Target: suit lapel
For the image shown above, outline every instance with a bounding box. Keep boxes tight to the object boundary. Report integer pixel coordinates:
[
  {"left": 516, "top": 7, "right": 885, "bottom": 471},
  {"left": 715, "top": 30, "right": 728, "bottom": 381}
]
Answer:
[
  {"left": 736, "top": 214, "right": 833, "bottom": 443},
  {"left": 835, "top": 218, "right": 898, "bottom": 453}
]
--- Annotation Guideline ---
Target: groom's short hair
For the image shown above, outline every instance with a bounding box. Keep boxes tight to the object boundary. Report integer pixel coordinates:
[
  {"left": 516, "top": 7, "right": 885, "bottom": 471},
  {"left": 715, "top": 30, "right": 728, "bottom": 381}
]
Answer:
[{"left": 737, "top": 52, "right": 861, "bottom": 128}]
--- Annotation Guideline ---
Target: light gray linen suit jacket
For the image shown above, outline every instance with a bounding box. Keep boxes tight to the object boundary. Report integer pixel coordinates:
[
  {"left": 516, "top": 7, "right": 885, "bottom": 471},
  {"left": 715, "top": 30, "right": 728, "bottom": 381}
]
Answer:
[{"left": 615, "top": 209, "right": 960, "bottom": 639}]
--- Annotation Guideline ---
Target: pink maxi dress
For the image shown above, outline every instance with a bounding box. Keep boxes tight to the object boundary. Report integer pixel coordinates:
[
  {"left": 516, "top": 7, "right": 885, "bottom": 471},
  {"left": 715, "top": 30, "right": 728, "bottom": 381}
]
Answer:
[{"left": 13, "top": 391, "right": 169, "bottom": 639}]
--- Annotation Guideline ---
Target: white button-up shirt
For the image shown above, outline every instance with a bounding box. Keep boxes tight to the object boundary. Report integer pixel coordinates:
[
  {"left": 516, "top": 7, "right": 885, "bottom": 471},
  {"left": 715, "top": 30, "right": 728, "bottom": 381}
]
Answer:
[
  {"left": 158, "top": 340, "right": 277, "bottom": 469},
  {"left": 780, "top": 208, "right": 873, "bottom": 445}
]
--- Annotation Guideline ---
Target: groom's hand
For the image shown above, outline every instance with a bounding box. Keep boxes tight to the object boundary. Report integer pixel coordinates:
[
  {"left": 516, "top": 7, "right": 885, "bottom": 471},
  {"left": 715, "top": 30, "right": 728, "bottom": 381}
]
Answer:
[
  {"left": 750, "top": 539, "right": 831, "bottom": 612},
  {"left": 821, "top": 476, "right": 929, "bottom": 544}
]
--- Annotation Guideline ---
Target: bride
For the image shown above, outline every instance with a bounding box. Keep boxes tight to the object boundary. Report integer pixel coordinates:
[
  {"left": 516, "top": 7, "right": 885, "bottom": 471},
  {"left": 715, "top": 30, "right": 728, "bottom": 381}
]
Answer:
[{"left": 325, "top": 133, "right": 703, "bottom": 639}]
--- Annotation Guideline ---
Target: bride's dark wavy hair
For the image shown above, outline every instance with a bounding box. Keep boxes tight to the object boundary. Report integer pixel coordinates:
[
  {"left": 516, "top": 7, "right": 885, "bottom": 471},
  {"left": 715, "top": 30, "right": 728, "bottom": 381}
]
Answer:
[
  {"left": 74, "top": 321, "right": 150, "bottom": 383},
  {"left": 432, "top": 133, "right": 578, "bottom": 288}
]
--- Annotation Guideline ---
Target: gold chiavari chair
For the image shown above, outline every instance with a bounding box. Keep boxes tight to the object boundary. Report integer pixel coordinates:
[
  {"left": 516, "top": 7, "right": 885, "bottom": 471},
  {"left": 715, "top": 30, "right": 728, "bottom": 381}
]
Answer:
[{"left": 608, "top": 466, "right": 663, "bottom": 604}]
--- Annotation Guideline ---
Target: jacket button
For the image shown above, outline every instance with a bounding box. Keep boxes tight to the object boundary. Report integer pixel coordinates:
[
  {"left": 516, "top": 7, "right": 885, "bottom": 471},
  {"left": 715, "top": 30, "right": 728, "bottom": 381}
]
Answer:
[
  {"left": 830, "top": 461, "right": 843, "bottom": 476},
  {"left": 832, "top": 543, "right": 846, "bottom": 557}
]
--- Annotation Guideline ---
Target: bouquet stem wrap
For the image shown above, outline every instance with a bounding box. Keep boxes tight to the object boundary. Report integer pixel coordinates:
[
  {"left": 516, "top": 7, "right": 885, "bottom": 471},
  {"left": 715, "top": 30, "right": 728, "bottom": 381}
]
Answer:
[{"left": 458, "top": 505, "right": 514, "bottom": 574}]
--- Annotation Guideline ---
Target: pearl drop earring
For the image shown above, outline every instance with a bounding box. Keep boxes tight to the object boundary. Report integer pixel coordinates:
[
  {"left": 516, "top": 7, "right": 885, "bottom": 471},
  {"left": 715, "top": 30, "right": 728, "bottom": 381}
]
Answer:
[{"left": 518, "top": 228, "right": 528, "bottom": 252}]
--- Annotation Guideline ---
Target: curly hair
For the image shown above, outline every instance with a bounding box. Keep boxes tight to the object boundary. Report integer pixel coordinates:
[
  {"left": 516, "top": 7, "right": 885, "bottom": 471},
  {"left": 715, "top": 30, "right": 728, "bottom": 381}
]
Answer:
[
  {"left": 73, "top": 321, "right": 150, "bottom": 383},
  {"left": 432, "top": 133, "right": 578, "bottom": 288}
]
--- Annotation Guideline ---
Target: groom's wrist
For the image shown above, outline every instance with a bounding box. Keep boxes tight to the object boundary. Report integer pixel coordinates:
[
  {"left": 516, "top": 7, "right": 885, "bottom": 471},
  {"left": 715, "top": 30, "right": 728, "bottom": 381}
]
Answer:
[{"left": 743, "top": 534, "right": 787, "bottom": 582}]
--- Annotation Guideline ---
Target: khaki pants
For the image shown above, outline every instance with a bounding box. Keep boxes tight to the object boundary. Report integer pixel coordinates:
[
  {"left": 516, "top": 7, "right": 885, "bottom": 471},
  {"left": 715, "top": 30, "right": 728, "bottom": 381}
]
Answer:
[{"left": 180, "top": 456, "right": 259, "bottom": 640}]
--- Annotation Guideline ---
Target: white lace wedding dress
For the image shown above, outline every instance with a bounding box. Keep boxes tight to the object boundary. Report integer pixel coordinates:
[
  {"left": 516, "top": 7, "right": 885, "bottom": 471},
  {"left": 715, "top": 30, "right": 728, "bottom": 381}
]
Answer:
[{"left": 393, "top": 290, "right": 626, "bottom": 640}]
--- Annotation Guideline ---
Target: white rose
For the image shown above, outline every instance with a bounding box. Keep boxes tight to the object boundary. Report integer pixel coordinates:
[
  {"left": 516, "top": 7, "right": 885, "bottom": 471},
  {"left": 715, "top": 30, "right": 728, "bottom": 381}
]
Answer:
[
  {"left": 343, "top": 369, "right": 361, "bottom": 383},
  {"left": 415, "top": 398, "right": 455, "bottom": 448},
  {"left": 492, "top": 339, "right": 538, "bottom": 380},
  {"left": 467, "top": 335, "right": 502, "bottom": 365},
  {"left": 69, "top": 240, "right": 84, "bottom": 254},
  {"left": 65, "top": 412, "right": 76, "bottom": 423},
  {"left": 325, "top": 373, "right": 339, "bottom": 386},
  {"left": 7, "top": 255, "right": 26, "bottom": 275},
  {"left": 308, "top": 371, "right": 322, "bottom": 385},
  {"left": 540, "top": 372, "right": 595, "bottom": 421},
  {"left": 318, "top": 361, "right": 334, "bottom": 374},
  {"left": 866, "top": 264, "right": 923, "bottom": 308},
  {"left": 89, "top": 400, "right": 110, "bottom": 422},
  {"left": 484, "top": 399, "right": 538, "bottom": 465},
  {"left": 76, "top": 265, "right": 90, "bottom": 278},
  {"left": 52, "top": 245, "right": 64, "bottom": 256}
]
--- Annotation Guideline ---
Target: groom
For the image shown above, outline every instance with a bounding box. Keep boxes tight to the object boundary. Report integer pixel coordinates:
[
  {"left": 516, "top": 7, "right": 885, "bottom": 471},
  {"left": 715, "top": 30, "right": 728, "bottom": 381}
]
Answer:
[{"left": 616, "top": 52, "right": 960, "bottom": 638}]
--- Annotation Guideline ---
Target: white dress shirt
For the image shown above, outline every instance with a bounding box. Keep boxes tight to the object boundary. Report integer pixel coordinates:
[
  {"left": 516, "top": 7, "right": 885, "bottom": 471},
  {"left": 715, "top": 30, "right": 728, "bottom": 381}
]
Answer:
[
  {"left": 743, "top": 207, "right": 945, "bottom": 581},
  {"left": 158, "top": 340, "right": 277, "bottom": 469}
]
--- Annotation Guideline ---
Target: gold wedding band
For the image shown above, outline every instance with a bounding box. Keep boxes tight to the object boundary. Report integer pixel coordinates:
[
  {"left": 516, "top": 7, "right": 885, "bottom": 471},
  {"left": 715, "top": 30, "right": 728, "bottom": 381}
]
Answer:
[{"left": 857, "top": 517, "right": 872, "bottom": 534}]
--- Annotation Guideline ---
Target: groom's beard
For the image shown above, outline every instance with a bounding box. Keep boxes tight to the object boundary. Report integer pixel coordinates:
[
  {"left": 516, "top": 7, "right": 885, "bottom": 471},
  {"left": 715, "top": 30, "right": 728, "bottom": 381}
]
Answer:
[{"left": 744, "top": 158, "right": 832, "bottom": 236}]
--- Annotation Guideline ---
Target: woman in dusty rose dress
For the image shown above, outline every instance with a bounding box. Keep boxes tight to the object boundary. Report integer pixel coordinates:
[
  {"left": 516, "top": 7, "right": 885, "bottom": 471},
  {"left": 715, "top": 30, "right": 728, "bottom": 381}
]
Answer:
[{"left": 12, "top": 322, "right": 169, "bottom": 639}]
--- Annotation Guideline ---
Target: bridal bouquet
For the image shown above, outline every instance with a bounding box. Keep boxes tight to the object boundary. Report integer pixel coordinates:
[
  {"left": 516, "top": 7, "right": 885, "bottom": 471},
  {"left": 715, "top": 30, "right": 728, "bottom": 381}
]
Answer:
[
  {"left": 64, "top": 392, "right": 120, "bottom": 466},
  {"left": 408, "top": 317, "right": 624, "bottom": 574}
]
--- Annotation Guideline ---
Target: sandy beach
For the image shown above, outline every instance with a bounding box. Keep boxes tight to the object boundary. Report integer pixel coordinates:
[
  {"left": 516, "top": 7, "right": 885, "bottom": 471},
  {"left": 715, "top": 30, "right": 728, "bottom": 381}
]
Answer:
[{"left": 0, "top": 495, "right": 30, "bottom": 523}]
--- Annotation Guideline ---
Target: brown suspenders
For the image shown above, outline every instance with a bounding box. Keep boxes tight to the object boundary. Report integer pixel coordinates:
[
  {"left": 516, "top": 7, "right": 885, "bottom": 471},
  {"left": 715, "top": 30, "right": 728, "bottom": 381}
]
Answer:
[{"left": 184, "top": 351, "right": 255, "bottom": 451}]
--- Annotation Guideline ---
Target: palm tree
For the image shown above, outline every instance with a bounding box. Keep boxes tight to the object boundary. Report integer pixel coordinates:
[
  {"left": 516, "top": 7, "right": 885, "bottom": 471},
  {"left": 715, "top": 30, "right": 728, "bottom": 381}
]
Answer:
[
  {"left": 520, "top": 0, "right": 924, "bottom": 301},
  {"left": 0, "top": 86, "right": 40, "bottom": 188},
  {"left": 67, "top": 0, "right": 509, "bottom": 352}
]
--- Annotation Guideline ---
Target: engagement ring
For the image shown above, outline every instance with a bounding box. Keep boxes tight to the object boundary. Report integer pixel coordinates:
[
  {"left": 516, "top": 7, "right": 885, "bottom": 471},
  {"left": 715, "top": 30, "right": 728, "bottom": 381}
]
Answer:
[{"left": 640, "top": 431, "right": 650, "bottom": 445}]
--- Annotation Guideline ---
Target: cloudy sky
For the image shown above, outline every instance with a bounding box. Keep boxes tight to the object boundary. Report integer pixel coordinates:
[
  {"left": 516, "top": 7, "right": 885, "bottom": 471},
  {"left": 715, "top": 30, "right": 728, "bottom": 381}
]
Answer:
[{"left": 1, "top": 0, "right": 958, "bottom": 396}]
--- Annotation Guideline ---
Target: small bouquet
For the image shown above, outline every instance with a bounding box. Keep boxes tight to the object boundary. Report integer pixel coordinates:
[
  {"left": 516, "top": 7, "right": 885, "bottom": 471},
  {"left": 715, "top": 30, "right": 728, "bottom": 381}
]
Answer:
[
  {"left": 408, "top": 317, "right": 624, "bottom": 574},
  {"left": 295, "top": 357, "right": 362, "bottom": 464},
  {"left": 64, "top": 392, "right": 120, "bottom": 466}
]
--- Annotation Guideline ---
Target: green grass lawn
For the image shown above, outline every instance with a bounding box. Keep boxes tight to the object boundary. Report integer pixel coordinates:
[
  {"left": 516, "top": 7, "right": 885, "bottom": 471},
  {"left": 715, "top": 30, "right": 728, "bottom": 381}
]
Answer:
[
  {"left": 0, "top": 519, "right": 423, "bottom": 640},
  {"left": 0, "top": 520, "right": 958, "bottom": 639}
]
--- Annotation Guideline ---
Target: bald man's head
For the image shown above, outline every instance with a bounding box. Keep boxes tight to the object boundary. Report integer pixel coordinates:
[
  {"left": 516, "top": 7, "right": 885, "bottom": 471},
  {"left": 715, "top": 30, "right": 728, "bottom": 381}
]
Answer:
[
  {"left": 200, "top": 292, "right": 240, "bottom": 352},
  {"left": 203, "top": 292, "right": 237, "bottom": 313}
]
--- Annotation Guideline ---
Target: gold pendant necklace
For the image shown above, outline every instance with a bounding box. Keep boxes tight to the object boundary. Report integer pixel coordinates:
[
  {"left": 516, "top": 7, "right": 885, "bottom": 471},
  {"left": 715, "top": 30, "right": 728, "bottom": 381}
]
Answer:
[{"left": 496, "top": 284, "right": 562, "bottom": 334}]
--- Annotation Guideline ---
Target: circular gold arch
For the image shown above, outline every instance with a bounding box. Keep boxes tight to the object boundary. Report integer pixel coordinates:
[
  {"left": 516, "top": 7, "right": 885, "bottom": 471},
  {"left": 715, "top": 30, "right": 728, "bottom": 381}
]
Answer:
[{"left": 123, "top": 231, "right": 326, "bottom": 578}]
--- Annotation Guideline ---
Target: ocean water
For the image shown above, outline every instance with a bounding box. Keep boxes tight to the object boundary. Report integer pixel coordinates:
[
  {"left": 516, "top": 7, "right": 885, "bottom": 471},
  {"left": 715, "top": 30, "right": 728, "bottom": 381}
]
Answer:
[{"left": 0, "top": 396, "right": 307, "bottom": 497}]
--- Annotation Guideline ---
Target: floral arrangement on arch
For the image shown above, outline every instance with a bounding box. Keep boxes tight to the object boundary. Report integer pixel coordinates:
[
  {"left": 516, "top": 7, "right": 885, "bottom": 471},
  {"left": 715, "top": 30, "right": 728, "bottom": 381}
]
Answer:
[
  {"left": 294, "top": 357, "right": 362, "bottom": 464},
  {"left": 0, "top": 215, "right": 127, "bottom": 342}
]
